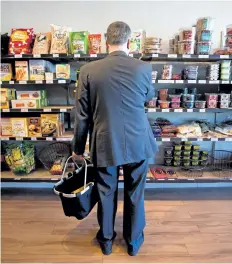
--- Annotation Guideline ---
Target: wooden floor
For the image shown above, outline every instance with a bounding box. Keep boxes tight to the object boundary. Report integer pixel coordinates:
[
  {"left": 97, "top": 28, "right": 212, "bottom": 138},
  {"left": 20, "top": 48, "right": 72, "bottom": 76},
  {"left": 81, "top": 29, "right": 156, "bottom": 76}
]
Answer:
[{"left": 1, "top": 188, "right": 232, "bottom": 263}]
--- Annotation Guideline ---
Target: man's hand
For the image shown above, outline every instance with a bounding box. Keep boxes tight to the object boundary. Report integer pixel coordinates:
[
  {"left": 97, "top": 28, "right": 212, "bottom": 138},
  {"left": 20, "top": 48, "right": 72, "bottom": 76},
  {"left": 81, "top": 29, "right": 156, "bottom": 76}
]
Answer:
[{"left": 72, "top": 151, "right": 84, "bottom": 161}]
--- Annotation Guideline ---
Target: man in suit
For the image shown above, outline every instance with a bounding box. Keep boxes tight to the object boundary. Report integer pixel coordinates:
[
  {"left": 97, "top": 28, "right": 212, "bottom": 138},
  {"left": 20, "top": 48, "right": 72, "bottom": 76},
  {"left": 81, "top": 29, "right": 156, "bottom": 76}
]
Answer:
[{"left": 72, "top": 21, "right": 157, "bottom": 256}]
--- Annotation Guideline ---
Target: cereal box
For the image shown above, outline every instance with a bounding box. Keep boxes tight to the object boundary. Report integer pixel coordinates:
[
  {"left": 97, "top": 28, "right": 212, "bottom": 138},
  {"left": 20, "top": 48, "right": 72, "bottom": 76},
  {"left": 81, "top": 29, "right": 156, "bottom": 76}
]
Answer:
[
  {"left": 56, "top": 64, "right": 70, "bottom": 79},
  {"left": 15, "top": 61, "right": 29, "bottom": 80},
  {"left": 0, "top": 88, "right": 16, "bottom": 109},
  {"left": 11, "top": 118, "right": 28, "bottom": 137},
  {"left": 0, "top": 63, "right": 12, "bottom": 81},
  {"left": 29, "top": 60, "right": 55, "bottom": 80},
  {"left": 28, "top": 117, "right": 41, "bottom": 137},
  {"left": 1, "top": 118, "right": 13, "bottom": 136},
  {"left": 16, "top": 90, "right": 48, "bottom": 106},
  {"left": 11, "top": 99, "right": 41, "bottom": 109},
  {"left": 41, "top": 114, "right": 62, "bottom": 137}
]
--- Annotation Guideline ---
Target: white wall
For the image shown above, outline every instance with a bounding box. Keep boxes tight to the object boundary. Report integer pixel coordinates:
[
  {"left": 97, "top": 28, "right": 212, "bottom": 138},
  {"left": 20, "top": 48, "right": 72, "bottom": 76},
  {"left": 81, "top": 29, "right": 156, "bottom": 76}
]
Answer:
[{"left": 1, "top": 1, "right": 232, "bottom": 52}]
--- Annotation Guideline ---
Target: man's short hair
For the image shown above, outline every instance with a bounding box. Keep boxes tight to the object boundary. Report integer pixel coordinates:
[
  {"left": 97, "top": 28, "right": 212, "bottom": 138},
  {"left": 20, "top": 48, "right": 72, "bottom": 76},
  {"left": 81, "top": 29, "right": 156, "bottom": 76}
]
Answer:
[{"left": 106, "top": 21, "right": 131, "bottom": 45}]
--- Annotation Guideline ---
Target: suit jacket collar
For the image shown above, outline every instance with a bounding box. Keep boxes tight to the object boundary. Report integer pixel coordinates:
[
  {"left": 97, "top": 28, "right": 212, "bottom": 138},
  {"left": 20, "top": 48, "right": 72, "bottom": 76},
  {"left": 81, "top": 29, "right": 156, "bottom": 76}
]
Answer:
[{"left": 108, "top": 51, "right": 128, "bottom": 57}]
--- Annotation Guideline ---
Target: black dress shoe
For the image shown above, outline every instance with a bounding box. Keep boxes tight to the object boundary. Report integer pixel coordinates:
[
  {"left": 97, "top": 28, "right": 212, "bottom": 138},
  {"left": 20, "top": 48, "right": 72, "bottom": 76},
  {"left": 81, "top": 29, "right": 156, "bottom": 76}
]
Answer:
[
  {"left": 127, "top": 233, "right": 144, "bottom": 256},
  {"left": 97, "top": 231, "right": 117, "bottom": 255}
]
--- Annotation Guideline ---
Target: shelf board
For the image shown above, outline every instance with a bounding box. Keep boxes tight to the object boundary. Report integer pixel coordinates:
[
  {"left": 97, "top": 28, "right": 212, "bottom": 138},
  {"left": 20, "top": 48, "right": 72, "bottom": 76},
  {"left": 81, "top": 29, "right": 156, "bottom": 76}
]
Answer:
[
  {"left": 155, "top": 137, "right": 232, "bottom": 142},
  {"left": 0, "top": 131, "right": 73, "bottom": 141},
  {"left": 1, "top": 106, "right": 74, "bottom": 113},
  {"left": 0, "top": 79, "right": 73, "bottom": 85},
  {"left": 146, "top": 108, "right": 232, "bottom": 113},
  {"left": 152, "top": 80, "right": 231, "bottom": 84}
]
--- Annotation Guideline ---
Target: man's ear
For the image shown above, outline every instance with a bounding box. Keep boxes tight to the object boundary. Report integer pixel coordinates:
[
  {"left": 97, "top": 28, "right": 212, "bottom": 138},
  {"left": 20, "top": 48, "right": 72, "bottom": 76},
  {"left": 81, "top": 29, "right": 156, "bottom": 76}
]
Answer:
[
  {"left": 106, "top": 40, "right": 109, "bottom": 52},
  {"left": 127, "top": 39, "right": 130, "bottom": 50}
]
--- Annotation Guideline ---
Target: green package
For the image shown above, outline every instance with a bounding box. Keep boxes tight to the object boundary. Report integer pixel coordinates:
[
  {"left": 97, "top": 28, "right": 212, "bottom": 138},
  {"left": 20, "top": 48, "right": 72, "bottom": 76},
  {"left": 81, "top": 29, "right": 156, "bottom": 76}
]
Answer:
[{"left": 69, "top": 31, "right": 88, "bottom": 54}]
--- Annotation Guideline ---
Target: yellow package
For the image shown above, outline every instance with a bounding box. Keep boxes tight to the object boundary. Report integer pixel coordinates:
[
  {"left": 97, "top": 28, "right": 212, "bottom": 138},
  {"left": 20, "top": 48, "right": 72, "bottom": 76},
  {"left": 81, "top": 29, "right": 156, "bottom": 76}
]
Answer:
[
  {"left": 72, "top": 182, "right": 93, "bottom": 194},
  {"left": 1, "top": 118, "right": 13, "bottom": 136},
  {"left": 15, "top": 61, "right": 29, "bottom": 81},
  {"left": 0, "top": 64, "right": 12, "bottom": 81},
  {"left": 28, "top": 117, "right": 41, "bottom": 137},
  {"left": 11, "top": 118, "right": 28, "bottom": 137},
  {"left": 56, "top": 64, "right": 70, "bottom": 79},
  {"left": 41, "top": 114, "right": 61, "bottom": 137}
]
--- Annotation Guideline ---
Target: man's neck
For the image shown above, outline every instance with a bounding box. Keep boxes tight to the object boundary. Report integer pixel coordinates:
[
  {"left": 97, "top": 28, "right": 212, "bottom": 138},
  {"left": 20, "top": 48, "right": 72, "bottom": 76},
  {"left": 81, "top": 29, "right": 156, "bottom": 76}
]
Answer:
[{"left": 108, "top": 45, "right": 129, "bottom": 55}]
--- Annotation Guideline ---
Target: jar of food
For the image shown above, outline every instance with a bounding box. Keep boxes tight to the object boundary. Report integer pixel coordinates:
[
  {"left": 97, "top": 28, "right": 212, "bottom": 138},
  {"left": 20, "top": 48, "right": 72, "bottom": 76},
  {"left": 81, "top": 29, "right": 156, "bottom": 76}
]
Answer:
[
  {"left": 173, "top": 144, "right": 182, "bottom": 151},
  {"left": 169, "top": 95, "right": 181, "bottom": 102},
  {"left": 164, "top": 157, "right": 173, "bottom": 166},
  {"left": 191, "top": 155, "right": 199, "bottom": 161},
  {"left": 192, "top": 150, "right": 200, "bottom": 156},
  {"left": 183, "top": 160, "right": 190, "bottom": 167},
  {"left": 191, "top": 161, "right": 199, "bottom": 166},
  {"left": 182, "top": 94, "right": 195, "bottom": 101},
  {"left": 171, "top": 102, "right": 181, "bottom": 109},
  {"left": 174, "top": 156, "right": 181, "bottom": 161},
  {"left": 197, "top": 30, "right": 213, "bottom": 41},
  {"left": 158, "top": 100, "right": 170, "bottom": 109},
  {"left": 192, "top": 145, "right": 200, "bottom": 150},
  {"left": 207, "top": 100, "right": 217, "bottom": 108},
  {"left": 178, "top": 41, "right": 194, "bottom": 54},
  {"left": 173, "top": 151, "right": 181, "bottom": 156},
  {"left": 205, "top": 93, "right": 218, "bottom": 101},
  {"left": 182, "top": 101, "right": 194, "bottom": 108},
  {"left": 147, "top": 97, "right": 157, "bottom": 108},
  {"left": 197, "top": 17, "right": 214, "bottom": 30},
  {"left": 196, "top": 41, "right": 212, "bottom": 55},
  {"left": 195, "top": 101, "right": 206, "bottom": 108},
  {"left": 220, "top": 94, "right": 231, "bottom": 101},
  {"left": 183, "top": 145, "right": 192, "bottom": 151},
  {"left": 180, "top": 29, "right": 194, "bottom": 41},
  {"left": 182, "top": 150, "right": 191, "bottom": 156},
  {"left": 220, "top": 101, "right": 230, "bottom": 108},
  {"left": 173, "top": 161, "right": 181, "bottom": 167},
  {"left": 164, "top": 147, "right": 173, "bottom": 157}
]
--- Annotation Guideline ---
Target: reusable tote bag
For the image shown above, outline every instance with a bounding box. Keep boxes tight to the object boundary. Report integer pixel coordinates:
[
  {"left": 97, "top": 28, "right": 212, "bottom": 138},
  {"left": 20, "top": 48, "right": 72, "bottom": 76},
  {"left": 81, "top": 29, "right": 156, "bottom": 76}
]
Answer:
[{"left": 53, "top": 156, "right": 99, "bottom": 220}]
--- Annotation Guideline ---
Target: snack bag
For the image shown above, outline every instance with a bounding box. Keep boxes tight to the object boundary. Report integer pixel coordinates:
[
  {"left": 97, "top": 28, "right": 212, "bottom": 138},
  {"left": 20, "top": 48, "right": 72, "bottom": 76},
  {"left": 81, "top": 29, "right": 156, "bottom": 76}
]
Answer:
[
  {"left": 129, "top": 30, "right": 146, "bottom": 54},
  {"left": 0, "top": 63, "right": 12, "bottom": 81},
  {"left": 33, "top": 32, "right": 51, "bottom": 54},
  {"left": 69, "top": 31, "right": 88, "bottom": 54},
  {"left": 50, "top": 24, "right": 71, "bottom": 54},
  {"left": 88, "top": 34, "right": 101, "bottom": 54},
  {"left": 9, "top": 28, "right": 34, "bottom": 54}
]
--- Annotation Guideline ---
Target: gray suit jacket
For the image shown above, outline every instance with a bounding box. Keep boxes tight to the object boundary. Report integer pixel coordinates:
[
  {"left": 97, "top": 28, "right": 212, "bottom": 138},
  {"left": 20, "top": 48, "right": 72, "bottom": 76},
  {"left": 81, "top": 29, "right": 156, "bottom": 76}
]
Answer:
[{"left": 73, "top": 51, "right": 158, "bottom": 167}]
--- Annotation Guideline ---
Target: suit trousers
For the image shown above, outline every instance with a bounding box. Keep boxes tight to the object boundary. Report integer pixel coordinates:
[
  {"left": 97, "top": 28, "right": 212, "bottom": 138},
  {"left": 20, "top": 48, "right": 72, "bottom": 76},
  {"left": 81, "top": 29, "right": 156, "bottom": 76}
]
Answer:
[{"left": 96, "top": 159, "right": 148, "bottom": 249}]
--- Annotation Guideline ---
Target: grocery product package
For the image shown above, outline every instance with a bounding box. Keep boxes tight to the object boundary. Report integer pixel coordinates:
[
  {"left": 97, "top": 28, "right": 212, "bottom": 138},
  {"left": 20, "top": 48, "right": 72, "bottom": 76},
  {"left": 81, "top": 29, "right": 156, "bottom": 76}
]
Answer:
[
  {"left": 50, "top": 24, "right": 72, "bottom": 54},
  {"left": 28, "top": 117, "right": 41, "bottom": 137},
  {"left": 1, "top": 118, "right": 13, "bottom": 136},
  {"left": 0, "top": 63, "right": 12, "bottom": 81},
  {"left": 69, "top": 31, "right": 88, "bottom": 54},
  {"left": 88, "top": 34, "right": 101, "bottom": 54},
  {"left": 3, "top": 142, "right": 35, "bottom": 175},
  {"left": 11, "top": 118, "right": 28, "bottom": 137},
  {"left": 56, "top": 64, "right": 70, "bottom": 79},
  {"left": 11, "top": 99, "right": 42, "bottom": 109},
  {"left": 29, "top": 60, "right": 55, "bottom": 80},
  {"left": 15, "top": 61, "right": 29, "bottom": 80},
  {"left": 33, "top": 32, "right": 51, "bottom": 54},
  {"left": 8, "top": 28, "right": 34, "bottom": 54},
  {"left": 129, "top": 30, "right": 146, "bottom": 54},
  {"left": 41, "top": 114, "right": 64, "bottom": 137},
  {"left": 16, "top": 90, "right": 48, "bottom": 106},
  {"left": 1, "top": 88, "right": 16, "bottom": 109}
]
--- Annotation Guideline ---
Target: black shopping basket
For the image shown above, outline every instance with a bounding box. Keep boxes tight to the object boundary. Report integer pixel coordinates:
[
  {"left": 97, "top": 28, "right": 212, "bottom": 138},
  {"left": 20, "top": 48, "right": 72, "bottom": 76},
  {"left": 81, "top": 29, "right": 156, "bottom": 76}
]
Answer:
[{"left": 53, "top": 156, "right": 99, "bottom": 220}]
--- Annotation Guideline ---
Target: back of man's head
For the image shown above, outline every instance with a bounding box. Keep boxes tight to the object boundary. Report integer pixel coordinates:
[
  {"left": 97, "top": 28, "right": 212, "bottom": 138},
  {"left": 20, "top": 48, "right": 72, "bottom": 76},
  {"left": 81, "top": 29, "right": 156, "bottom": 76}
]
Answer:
[{"left": 106, "top": 21, "right": 131, "bottom": 45}]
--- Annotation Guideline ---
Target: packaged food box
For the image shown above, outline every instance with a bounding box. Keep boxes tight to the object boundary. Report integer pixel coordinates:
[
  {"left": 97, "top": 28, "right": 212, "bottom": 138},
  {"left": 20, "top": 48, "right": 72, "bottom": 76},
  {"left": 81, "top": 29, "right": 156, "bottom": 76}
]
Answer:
[
  {"left": 1, "top": 118, "right": 13, "bottom": 136},
  {"left": 129, "top": 30, "right": 146, "bottom": 54},
  {"left": 41, "top": 114, "right": 63, "bottom": 137},
  {"left": 29, "top": 60, "right": 55, "bottom": 80},
  {"left": 11, "top": 99, "right": 42, "bottom": 109},
  {"left": 0, "top": 63, "right": 12, "bottom": 81},
  {"left": 1, "top": 88, "right": 16, "bottom": 109},
  {"left": 69, "top": 31, "right": 88, "bottom": 54},
  {"left": 16, "top": 90, "right": 48, "bottom": 106},
  {"left": 27, "top": 117, "right": 41, "bottom": 137},
  {"left": 88, "top": 34, "right": 101, "bottom": 54},
  {"left": 56, "top": 64, "right": 70, "bottom": 79},
  {"left": 15, "top": 61, "right": 29, "bottom": 81},
  {"left": 11, "top": 118, "right": 28, "bottom": 137}
]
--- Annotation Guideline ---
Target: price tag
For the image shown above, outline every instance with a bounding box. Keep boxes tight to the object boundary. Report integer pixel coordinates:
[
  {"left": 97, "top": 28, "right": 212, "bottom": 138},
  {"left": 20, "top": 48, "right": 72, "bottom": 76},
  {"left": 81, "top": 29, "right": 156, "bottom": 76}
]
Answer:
[
  {"left": 187, "top": 109, "right": 193, "bottom": 112},
  {"left": 222, "top": 81, "right": 229, "bottom": 84},
  {"left": 9, "top": 81, "right": 14, "bottom": 84},
  {"left": 188, "top": 80, "right": 196, "bottom": 83},
  {"left": 220, "top": 55, "right": 229, "bottom": 59},
  {"left": 0, "top": 81, "right": 2, "bottom": 85},
  {"left": 174, "top": 109, "right": 182, "bottom": 112},
  {"left": 35, "top": 80, "right": 43, "bottom": 84},
  {"left": 51, "top": 178, "right": 58, "bottom": 181},
  {"left": 2, "top": 137, "right": 9, "bottom": 140},
  {"left": 129, "top": 54, "right": 134, "bottom": 57},
  {"left": 148, "top": 109, "right": 156, "bottom": 112},
  {"left": 16, "top": 137, "right": 23, "bottom": 141},
  {"left": 46, "top": 80, "right": 53, "bottom": 84},
  {"left": 14, "top": 178, "right": 21, "bottom": 181},
  {"left": 168, "top": 54, "right": 177, "bottom": 58},
  {"left": 157, "top": 179, "right": 165, "bottom": 181},
  {"left": 74, "top": 54, "right": 80, "bottom": 58},
  {"left": 162, "top": 109, "right": 169, "bottom": 112},
  {"left": 209, "top": 80, "right": 219, "bottom": 84},
  {"left": 162, "top": 138, "right": 171, "bottom": 142},
  {"left": 46, "top": 137, "right": 53, "bottom": 141},
  {"left": 33, "top": 54, "right": 41, "bottom": 58},
  {"left": 21, "top": 109, "right": 28, "bottom": 112},
  {"left": 198, "top": 80, "right": 206, "bottom": 84},
  {"left": 58, "top": 80, "right": 66, "bottom": 84},
  {"left": 168, "top": 179, "right": 175, "bottom": 181},
  {"left": 44, "top": 108, "right": 51, "bottom": 112},
  {"left": 199, "top": 109, "right": 206, "bottom": 112},
  {"left": 60, "top": 108, "right": 67, "bottom": 112},
  {"left": 188, "top": 179, "right": 195, "bottom": 181},
  {"left": 90, "top": 54, "right": 97, "bottom": 58},
  {"left": 31, "top": 137, "right": 37, "bottom": 141},
  {"left": 158, "top": 80, "right": 174, "bottom": 83},
  {"left": 181, "top": 138, "right": 188, "bottom": 141},
  {"left": 198, "top": 55, "right": 209, "bottom": 58},
  {"left": 19, "top": 81, "right": 27, "bottom": 84},
  {"left": 182, "top": 54, "right": 191, "bottom": 58},
  {"left": 226, "top": 138, "right": 232, "bottom": 141},
  {"left": 15, "top": 54, "right": 22, "bottom": 58},
  {"left": 152, "top": 54, "right": 158, "bottom": 58},
  {"left": 3, "top": 109, "right": 10, "bottom": 112},
  {"left": 175, "top": 80, "right": 184, "bottom": 83},
  {"left": 197, "top": 138, "right": 203, "bottom": 141},
  {"left": 211, "top": 138, "right": 218, "bottom": 141},
  {"left": 53, "top": 54, "right": 59, "bottom": 58}
]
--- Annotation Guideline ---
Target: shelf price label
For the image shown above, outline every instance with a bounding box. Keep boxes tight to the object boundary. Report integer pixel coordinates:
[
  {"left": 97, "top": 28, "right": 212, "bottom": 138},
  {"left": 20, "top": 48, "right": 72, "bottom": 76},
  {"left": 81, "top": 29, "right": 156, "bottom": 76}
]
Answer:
[
  {"left": 74, "top": 54, "right": 80, "bottom": 58},
  {"left": 158, "top": 80, "right": 174, "bottom": 83},
  {"left": 19, "top": 81, "right": 27, "bottom": 84},
  {"left": 226, "top": 138, "right": 232, "bottom": 141},
  {"left": 168, "top": 54, "right": 177, "bottom": 58},
  {"left": 14, "top": 54, "right": 22, "bottom": 58},
  {"left": 58, "top": 80, "right": 66, "bottom": 84},
  {"left": 129, "top": 54, "right": 134, "bottom": 57},
  {"left": 46, "top": 80, "right": 53, "bottom": 84},
  {"left": 211, "top": 138, "right": 218, "bottom": 141},
  {"left": 220, "top": 55, "right": 229, "bottom": 59},
  {"left": 175, "top": 80, "right": 183, "bottom": 83},
  {"left": 2, "top": 137, "right": 9, "bottom": 140},
  {"left": 188, "top": 80, "right": 196, "bottom": 83},
  {"left": 209, "top": 80, "right": 219, "bottom": 84},
  {"left": 35, "top": 80, "right": 43, "bottom": 84},
  {"left": 60, "top": 108, "right": 67, "bottom": 112},
  {"left": 182, "top": 55, "right": 191, "bottom": 58},
  {"left": 162, "top": 138, "right": 170, "bottom": 142},
  {"left": 44, "top": 108, "right": 51, "bottom": 112},
  {"left": 162, "top": 109, "right": 169, "bottom": 112},
  {"left": 90, "top": 54, "right": 97, "bottom": 58},
  {"left": 14, "top": 178, "right": 21, "bottom": 181},
  {"left": 21, "top": 109, "right": 28, "bottom": 112},
  {"left": 16, "top": 137, "right": 23, "bottom": 141},
  {"left": 199, "top": 109, "right": 206, "bottom": 112},
  {"left": 174, "top": 109, "right": 182, "bottom": 112},
  {"left": 221, "top": 81, "right": 229, "bottom": 84},
  {"left": 152, "top": 54, "right": 158, "bottom": 58},
  {"left": 33, "top": 54, "right": 41, "bottom": 58},
  {"left": 187, "top": 109, "right": 193, "bottom": 112},
  {"left": 51, "top": 178, "right": 58, "bottom": 181},
  {"left": 198, "top": 80, "right": 206, "bottom": 84},
  {"left": 3, "top": 109, "right": 10, "bottom": 112},
  {"left": 31, "top": 137, "right": 37, "bottom": 141},
  {"left": 46, "top": 137, "right": 53, "bottom": 141},
  {"left": 9, "top": 81, "right": 14, "bottom": 84},
  {"left": 53, "top": 54, "right": 59, "bottom": 58},
  {"left": 198, "top": 55, "right": 209, "bottom": 58}
]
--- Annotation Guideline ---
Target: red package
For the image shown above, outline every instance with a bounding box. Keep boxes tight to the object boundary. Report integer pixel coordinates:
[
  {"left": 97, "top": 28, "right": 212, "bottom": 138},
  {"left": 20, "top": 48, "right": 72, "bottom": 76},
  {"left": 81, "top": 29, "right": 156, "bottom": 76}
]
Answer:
[
  {"left": 9, "top": 28, "right": 34, "bottom": 54},
  {"left": 88, "top": 34, "right": 101, "bottom": 54}
]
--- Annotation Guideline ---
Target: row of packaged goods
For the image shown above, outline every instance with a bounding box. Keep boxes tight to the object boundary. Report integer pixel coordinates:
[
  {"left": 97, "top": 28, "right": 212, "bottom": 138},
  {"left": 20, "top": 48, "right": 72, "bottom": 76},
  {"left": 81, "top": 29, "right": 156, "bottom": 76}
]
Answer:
[
  {"left": 147, "top": 89, "right": 232, "bottom": 109},
  {"left": 169, "top": 18, "right": 232, "bottom": 55},
  {"left": 1, "top": 61, "right": 71, "bottom": 81},
  {"left": 1, "top": 88, "right": 48, "bottom": 109},
  {"left": 152, "top": 61, "right": 231, "bottom": 81},
  {"left": 1, "top": 114, "right": 64, "bottom": 137},
  {"left": 164, "top": 142, "right": 208, "bottom": 167},
  {"left": 151, "top": 118, "right": 232, "bottom": 138}
]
